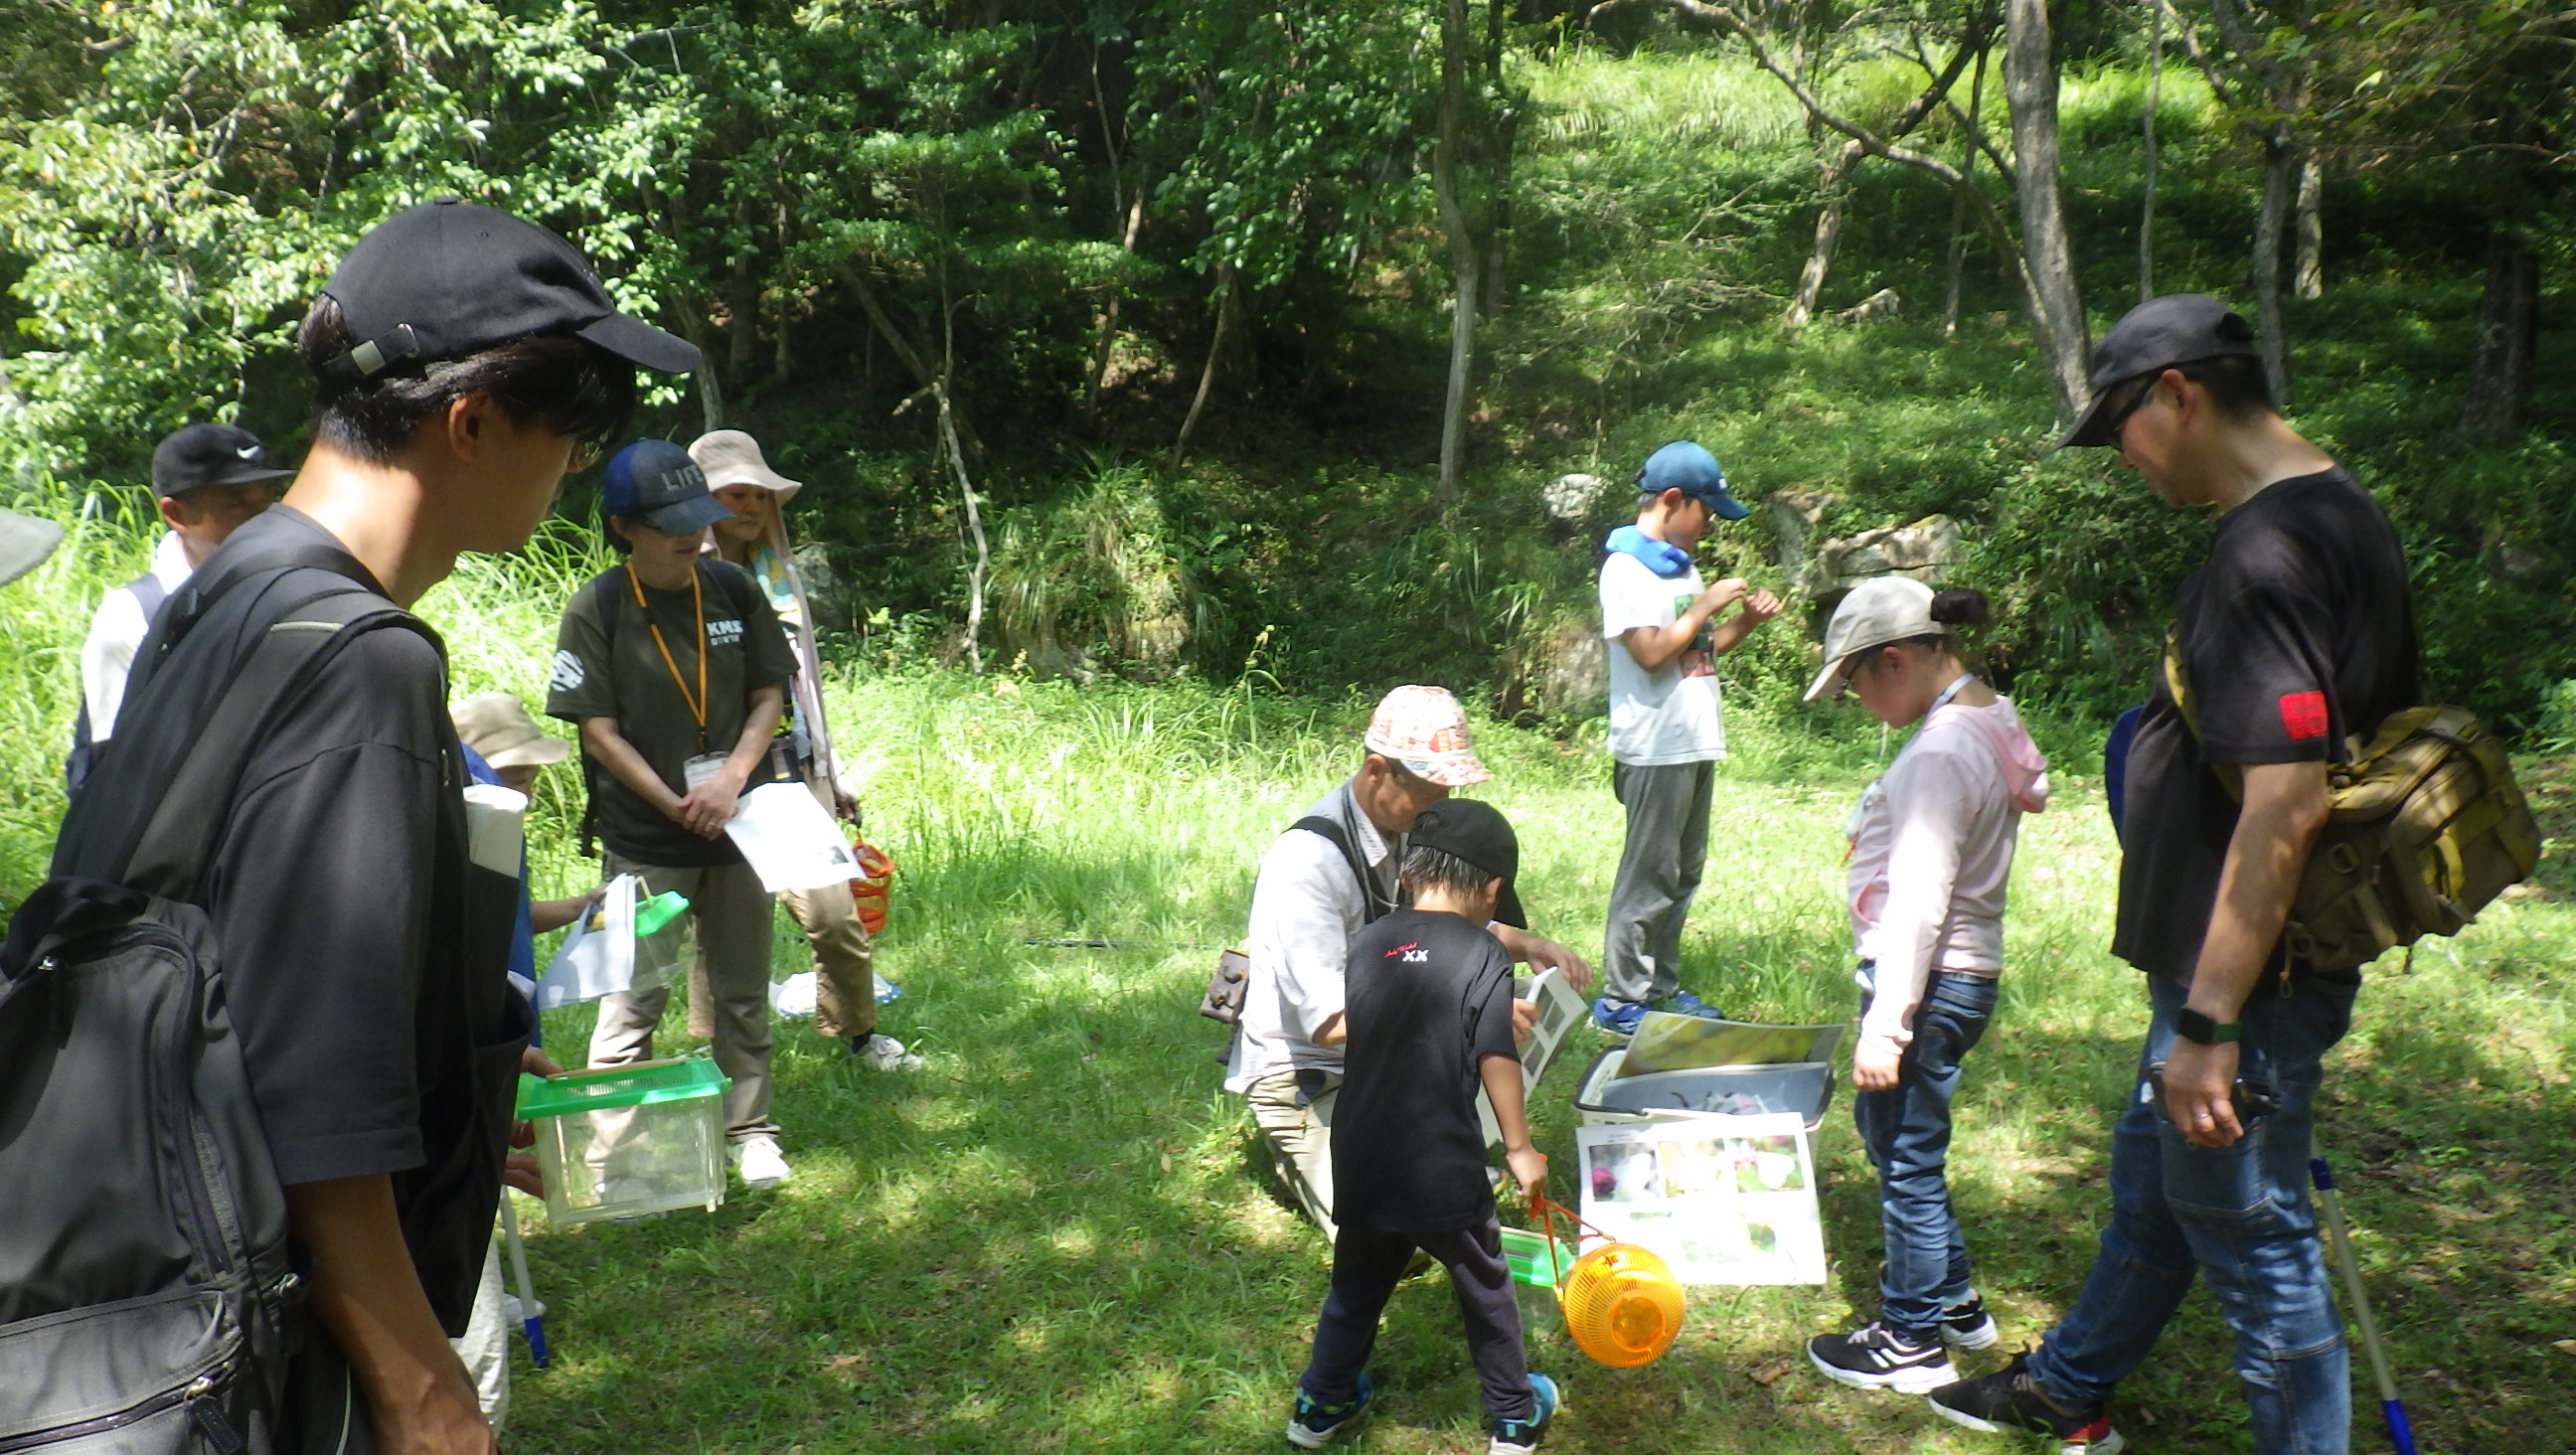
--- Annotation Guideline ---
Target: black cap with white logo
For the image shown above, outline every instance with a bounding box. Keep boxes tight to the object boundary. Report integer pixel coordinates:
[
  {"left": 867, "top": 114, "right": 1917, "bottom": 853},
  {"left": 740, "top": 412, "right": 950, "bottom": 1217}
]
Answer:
[
  {"left": 316, "top": 199, "right": 701, "bottom": 384},
  {"left": 1406, "top": 797, "right": 1528, "bottom": 929},
  {"left": 151, "top": 422, "right": 293, "bottom": 498},
  {"left": 2058, "top": 293, "right": 2261, "bottom": 449}
]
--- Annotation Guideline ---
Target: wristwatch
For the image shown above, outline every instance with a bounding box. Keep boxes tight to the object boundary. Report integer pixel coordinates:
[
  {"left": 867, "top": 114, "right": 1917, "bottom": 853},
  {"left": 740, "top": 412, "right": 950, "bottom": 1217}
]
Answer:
[{"left": 2174, "top": 1008, "right": 2243, "bottom": 1046}]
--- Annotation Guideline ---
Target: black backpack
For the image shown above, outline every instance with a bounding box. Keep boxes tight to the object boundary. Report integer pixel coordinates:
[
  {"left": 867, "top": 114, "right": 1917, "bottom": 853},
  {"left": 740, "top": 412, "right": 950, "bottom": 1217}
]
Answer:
[
  {"left": 1, "top": 545, "right": 432, "bottom": 1454},
  {"left": 63, "top": 570, "right": 171, "bottom": 796}
]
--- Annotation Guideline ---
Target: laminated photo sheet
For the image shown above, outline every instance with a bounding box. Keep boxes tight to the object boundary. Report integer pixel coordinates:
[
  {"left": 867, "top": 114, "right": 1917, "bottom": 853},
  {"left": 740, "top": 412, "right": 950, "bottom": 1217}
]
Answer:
[
  {"left": 1478, "top": 967, "right": 1589, "bottom": 1146},
  {"left": 1622, "top": 1014, "right": 1844, "bottom": 1077},
  {"left": 538, "top": 873, "right": 658, "bottom": 1010},
  {"left": 724, "top": 781, "right": 863, "bottom": 892},
  {"left": 1575, "top": 1114, "right": 1828, "bottom": 1286}
]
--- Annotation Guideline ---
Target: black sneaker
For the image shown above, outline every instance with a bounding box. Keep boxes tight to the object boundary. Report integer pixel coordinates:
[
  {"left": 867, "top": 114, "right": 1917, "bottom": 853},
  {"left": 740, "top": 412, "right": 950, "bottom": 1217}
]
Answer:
[
  {"left": 1927, "top": 1356, "right": 2125, "bottom": 1454},
  {"left": 1487, "top": 1372, "right": 1559, "bottom": 1453},
  {"left": 1286, "top": 1372, "right": 1372, "bottom": 1448},
  {"left": 1940, "top": 1292, "right": 2001, "bottom": 1350},
  {"left": 1806, "top": 1321, "right": 1959, "bottom": 1393}
]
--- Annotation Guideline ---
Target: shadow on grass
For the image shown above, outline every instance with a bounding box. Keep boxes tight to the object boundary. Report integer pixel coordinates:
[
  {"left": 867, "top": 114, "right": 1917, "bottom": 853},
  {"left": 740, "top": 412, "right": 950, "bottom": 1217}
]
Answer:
[{"left": 504, "top": 822, "right": 2575, "bottom": 1455}]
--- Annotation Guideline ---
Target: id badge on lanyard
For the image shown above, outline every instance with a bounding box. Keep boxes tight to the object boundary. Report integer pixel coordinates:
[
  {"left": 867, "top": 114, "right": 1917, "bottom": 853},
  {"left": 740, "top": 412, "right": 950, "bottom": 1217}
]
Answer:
[{"left": 684, "top": 752, "right": 730, "bottom": 790}]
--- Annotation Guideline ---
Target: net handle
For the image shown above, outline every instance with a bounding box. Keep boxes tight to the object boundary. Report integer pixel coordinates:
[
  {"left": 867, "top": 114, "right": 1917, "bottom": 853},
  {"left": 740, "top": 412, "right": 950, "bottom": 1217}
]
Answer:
[{"left": 1529, "top": 1191, "right": 1616, "bottom": 1249}]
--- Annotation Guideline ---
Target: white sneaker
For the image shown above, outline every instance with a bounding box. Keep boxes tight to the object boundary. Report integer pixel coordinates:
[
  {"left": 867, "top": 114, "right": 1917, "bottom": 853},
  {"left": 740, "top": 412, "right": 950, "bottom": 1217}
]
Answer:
[
  {"left": 729, "top": 1134, "right": 793, "bottom": 1189},
  {"left": 850, "top": 1034, "right": 924, "bottom": 1071}
]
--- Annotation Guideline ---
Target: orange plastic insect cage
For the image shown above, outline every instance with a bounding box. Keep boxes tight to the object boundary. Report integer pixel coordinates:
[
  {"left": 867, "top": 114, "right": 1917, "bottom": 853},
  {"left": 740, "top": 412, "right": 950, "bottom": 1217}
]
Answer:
[
  {"left": 1530, "top": 1193, "right": 1687, "bottom": 1370},
  {"left": 847, "top": 841, "right": 894, "bottom": 936}
]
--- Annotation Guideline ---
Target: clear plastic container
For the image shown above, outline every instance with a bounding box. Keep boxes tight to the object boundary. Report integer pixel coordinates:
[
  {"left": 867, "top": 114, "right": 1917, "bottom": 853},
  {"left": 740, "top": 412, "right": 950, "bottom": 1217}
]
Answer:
[
  {"left": 1572, "top": 1048, "right": 1835, "bottom": 1131},
  {"left": 516, "top": 1056, "right": 730, "bottom": 1224}
]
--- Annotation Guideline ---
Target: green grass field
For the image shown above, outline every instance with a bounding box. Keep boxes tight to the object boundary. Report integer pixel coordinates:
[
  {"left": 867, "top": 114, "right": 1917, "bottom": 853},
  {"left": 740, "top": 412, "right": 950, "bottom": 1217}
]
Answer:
[
  {"left": 2, "top": 515, "right": 2568, "bottom": 1453},
  {"left": 507, "top": 672, "right": 2571, "bottom": 1455}
]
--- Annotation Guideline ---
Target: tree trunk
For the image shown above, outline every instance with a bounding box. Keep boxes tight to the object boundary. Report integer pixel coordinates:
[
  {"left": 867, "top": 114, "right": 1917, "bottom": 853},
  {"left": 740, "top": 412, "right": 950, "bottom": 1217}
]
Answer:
[
  {"left": 2252, "top": 136, "right": 2295, "bottom": 406},
  {"left": 1169, "top": 261, "right": 1236, "bottom": 469},
  {"left": 726, "top": 250, "right": 758, "bottom": 382},
  {"left": 1481, "top": 0, "right": 1518, "bottom": 312},
  {"left": 932, "top": 382, "right": 990, "bottom": 674},
  {"left": 1944, "top": 38, "right": 1990, "bottom": 342},
  {"left": 1786, "top": 146, "right": 1855, "bottom": 331},
  {"left": 1086, "top": 195, "right": 1145, "bottom": 418},
  {"left": 672, "top": 300, "right": 724, "bottom": 433},
  {"left": 2003, "top": 0, "right": 2089, "bottom": 422},
  {"left": 2461, "top": 232, "right": 2539, "bottom": 442},
  {"left": 2294, "top": 154, "right": 2323, "bottom": 298},
  {"left": 2140, "top": 0, "right": 2165, "bottom": 303},
  {"left": 1433, "top": 0, "right": 1479, "bottom": 502}
]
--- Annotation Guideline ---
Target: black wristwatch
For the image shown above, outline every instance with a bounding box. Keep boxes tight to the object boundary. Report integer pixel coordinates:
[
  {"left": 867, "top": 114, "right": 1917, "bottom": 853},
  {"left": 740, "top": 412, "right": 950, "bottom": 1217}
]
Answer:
[{"left": 2175, "top": 1008, "right": 2243, "bottom": 1046}]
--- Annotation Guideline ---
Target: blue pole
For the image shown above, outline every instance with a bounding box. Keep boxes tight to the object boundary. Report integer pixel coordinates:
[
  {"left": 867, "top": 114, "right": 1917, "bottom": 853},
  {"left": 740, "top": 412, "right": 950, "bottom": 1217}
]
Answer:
[{"left": 2311, "top": 1157, "right": 2415, "bottom": 1455}]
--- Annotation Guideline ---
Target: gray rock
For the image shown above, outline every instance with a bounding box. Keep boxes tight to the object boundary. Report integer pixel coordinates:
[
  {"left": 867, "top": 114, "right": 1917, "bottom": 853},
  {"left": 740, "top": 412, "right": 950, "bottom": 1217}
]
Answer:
[{"left": 1543, "top": 472, "right": 1613, "bottom": 522}]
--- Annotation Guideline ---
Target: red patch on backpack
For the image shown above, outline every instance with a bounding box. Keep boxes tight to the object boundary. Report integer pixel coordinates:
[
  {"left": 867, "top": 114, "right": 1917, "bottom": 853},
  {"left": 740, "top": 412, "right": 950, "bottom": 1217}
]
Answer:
[{"left": 2279, "top": 691, "right": 2329, "bottom": 740}]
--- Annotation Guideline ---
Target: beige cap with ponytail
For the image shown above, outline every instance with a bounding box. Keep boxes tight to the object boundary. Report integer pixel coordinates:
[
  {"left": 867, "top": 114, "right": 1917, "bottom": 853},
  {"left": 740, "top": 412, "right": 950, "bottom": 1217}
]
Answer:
[{"left": 1804, "top": 577, "right": 1990, "bottom": 701}]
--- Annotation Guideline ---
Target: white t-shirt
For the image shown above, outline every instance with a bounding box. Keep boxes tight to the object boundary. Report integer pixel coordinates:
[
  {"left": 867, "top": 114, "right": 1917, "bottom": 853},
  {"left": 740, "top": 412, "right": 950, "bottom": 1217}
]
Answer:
[
  {"left": 1599, "top": 551, "right": 1725, "bottom": 765},
  {"left": 80, "top": 531, "right": 196, "bottom": 740},
  {"left": 1222, "top": 782, "right": 1398, "bottom": 1093}
]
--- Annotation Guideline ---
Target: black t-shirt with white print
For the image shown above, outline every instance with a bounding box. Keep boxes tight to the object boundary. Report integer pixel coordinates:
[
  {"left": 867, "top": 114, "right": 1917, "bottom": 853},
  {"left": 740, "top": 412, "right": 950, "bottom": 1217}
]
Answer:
[
  {"left": 2113, "top": 467, "right": 2419, "bottom": 983},
  {"left": 1332, "top": 908, "right": 1519, "bottom": 1236}
]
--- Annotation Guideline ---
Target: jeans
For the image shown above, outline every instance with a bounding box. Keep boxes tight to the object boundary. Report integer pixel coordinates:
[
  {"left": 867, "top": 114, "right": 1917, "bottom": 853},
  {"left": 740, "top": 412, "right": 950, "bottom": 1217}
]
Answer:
[
  {"left": 2029, "top": 971, "right": 2359, "bottom": 1454},
  {"left": 1303, "top": 1216, "right": 1535, "bottom": 1422},
  {"left": 1853, "top": 967, "right": 1998, "bottom": 1341}
]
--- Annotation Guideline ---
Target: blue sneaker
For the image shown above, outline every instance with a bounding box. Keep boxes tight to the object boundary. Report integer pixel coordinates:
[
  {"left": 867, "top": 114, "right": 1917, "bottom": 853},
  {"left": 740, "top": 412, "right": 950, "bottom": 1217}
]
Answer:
[
  {"left": 1654, "top": 990, "right": 1726, "bottom": 1022},
  {"left": 1591, "top": 998, "right": 1645, "bottom": 1036},
  {"left": 1286, "top": 1372, "right": 1372, "bottom": 1448},
  {"left": 1489, "top": 1372, "right": 1560, "bottom": 1453}
]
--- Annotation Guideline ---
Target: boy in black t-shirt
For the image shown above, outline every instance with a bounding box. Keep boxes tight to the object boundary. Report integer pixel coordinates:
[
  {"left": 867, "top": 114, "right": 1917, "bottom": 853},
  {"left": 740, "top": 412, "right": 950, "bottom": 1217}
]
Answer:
[{"left": 1287, "top": 799, "right": 1562, "bottom": 1454}]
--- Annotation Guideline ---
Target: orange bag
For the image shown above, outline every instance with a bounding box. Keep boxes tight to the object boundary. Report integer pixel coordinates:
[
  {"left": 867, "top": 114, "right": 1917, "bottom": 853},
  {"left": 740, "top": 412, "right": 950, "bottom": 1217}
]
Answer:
[{"left": 848, "top": 841, "right": 894, "bottom": 936}]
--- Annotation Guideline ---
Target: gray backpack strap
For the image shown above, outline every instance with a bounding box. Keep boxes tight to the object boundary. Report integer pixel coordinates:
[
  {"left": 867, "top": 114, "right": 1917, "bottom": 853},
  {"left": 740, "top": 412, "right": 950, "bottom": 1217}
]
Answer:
[{"left": 120, "top": 592, "right": 419, "bottom": 896}]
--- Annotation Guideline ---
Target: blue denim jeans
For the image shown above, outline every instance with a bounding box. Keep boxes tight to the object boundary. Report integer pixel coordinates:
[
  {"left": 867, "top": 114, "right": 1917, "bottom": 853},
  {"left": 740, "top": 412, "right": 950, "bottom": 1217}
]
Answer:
[
  {"left": 1853, "top": 966, "right": 1998, "bottom": 1342},
  {"left": 2028, "top": 971, "right": 2359, "bottom": 1453}
]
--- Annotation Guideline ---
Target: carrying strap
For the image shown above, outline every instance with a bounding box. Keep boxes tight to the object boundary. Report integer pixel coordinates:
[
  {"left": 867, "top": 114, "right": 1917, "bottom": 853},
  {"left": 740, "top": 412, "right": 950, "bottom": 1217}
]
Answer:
[{"left": 1291, "top": 813, "right": 1396, "bottom": 924}]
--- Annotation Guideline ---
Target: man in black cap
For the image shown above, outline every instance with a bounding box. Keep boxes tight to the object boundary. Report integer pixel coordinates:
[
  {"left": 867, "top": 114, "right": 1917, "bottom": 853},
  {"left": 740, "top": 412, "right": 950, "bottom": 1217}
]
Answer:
[
  {"left": 1928, "top": 295, "right": 2418, "bottom": 1455},
  {"left": 46, "top": 198, "right": 697, "bottom": 1454},
  {"left": 70, "top": 422, "right": 289, "bottom": 787}
]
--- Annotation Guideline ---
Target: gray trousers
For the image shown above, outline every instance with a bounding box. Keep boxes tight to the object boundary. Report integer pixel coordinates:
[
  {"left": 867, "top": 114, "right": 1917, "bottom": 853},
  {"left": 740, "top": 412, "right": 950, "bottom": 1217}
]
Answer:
[
  {"left": 589, "top": 853, "right": 779, "bottom": 1141},
  {"left": 1603, "top": 758, "right": 1716, "bottom": 1005}
]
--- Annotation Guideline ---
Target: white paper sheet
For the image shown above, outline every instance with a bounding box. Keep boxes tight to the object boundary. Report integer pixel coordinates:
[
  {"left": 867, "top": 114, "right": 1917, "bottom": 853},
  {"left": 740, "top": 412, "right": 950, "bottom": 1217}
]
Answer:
[
  {"left": 1480, "top": 966, "right": 1589, "bottom": 1146},
  {"left": 537, "top": 874, "right": 643, "bottom": 1011},
  {"left": 1576, "top": 1115, "right": 1828, "bottom": 1285},
  {"left": 722, "top": 781, "right": 862, "bottom": 892}
]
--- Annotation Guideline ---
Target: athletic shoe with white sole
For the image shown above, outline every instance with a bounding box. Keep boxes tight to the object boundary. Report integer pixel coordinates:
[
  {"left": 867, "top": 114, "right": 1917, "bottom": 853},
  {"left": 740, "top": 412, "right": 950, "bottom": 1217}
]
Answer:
[
  {"left": 1927, "top": 1355, "right": 2125, "bottom": 1454},
  {"left": 1285, "top": 1372, "right": 1372, "bottom": 1448},
  {"left": 1806, "top": 1321, "right": 1959, "bottom": 1393},
  {"left": 1487, "top": 1372, "right": 1560, "bottom": 1453},
  {"left": 728, "top": 1133, "right": 793, "bottom": 1190},
  {"left": 1940, "top": 1292, "right": 2001, "bottom": 1350},
  {"left": 849, "top": 1033, "right": 924, "bottom": 1070}
]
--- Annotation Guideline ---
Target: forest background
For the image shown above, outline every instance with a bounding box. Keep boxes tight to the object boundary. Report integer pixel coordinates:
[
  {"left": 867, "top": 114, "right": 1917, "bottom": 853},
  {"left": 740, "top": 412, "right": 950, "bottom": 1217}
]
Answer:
[
  {"left": 3, "top": 0, "right": 2571, "bottom": 741},
  {"left": 5, "top": 6, "right": 2576, "bottom": 1452}
]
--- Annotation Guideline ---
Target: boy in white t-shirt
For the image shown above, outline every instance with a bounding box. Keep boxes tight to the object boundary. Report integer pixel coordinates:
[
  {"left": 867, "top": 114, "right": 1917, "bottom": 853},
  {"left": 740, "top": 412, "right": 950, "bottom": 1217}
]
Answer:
[{"left": 1593, "top": 440, "right": 1781, "bottom": 1035}]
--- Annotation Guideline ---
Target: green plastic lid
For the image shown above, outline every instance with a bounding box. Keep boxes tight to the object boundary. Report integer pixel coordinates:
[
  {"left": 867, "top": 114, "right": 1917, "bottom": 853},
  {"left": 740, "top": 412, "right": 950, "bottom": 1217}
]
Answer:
[
  {"left": 1501, "top": 1225, "right": 1578, "bottom": 1290},
  {"left": 516, "top": 1055, "right": 730, "bottom": 1119}
]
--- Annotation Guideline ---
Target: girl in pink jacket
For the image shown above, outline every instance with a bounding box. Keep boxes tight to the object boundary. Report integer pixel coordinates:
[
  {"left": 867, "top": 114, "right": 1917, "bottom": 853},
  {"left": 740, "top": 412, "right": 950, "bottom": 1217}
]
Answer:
[{"left": 1800, "top": 577, "right": 2049, "bottom": 1395}]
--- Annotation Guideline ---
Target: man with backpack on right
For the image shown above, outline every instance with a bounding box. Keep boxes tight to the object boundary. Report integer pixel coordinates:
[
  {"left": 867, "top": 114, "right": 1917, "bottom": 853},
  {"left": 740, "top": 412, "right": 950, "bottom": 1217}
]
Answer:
[
  {"left": 1927, "top": 296, "right": 2417, "bottom": 1454},
  {"left": 1222, "top": 685, "right": 1593, "bottom": 1244}
]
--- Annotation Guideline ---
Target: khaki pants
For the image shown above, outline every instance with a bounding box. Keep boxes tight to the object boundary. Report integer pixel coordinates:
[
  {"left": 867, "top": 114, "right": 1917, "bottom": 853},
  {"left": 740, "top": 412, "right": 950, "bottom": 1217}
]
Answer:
[
  {"left": 1245, "top": 1068, "right": 1341, "bottom": 1244},
  {"left": 589, "top": 853, "right": 778, "bottom": 1141},
  {"left": 683, "top": 878, "right": 877, "bottom": 1042}
]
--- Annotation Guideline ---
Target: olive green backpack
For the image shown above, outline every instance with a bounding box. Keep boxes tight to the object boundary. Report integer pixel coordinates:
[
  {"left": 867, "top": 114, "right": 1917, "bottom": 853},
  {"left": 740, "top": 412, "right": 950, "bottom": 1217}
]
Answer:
[{"left": 2164, "top": 633, "right": 2541, "bottom": 972}]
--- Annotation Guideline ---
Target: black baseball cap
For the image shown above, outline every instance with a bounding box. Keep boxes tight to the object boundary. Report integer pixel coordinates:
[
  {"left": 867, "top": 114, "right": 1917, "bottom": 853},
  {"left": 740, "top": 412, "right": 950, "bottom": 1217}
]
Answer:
[
  {"left": 151, "top": 422, "right": 293, "bottom": 498},
  {"left": 2058, "top": 294, "right": 2261, "bottom": 449},
  {"left": 1407, "top": 798, "right": 1528, "bottom": 929},
  {"left": 600, "top": 438, "right": 734, "bottom": 535},
  {"left": 316, "top": 199, "right": 700, "bottom": 385}
]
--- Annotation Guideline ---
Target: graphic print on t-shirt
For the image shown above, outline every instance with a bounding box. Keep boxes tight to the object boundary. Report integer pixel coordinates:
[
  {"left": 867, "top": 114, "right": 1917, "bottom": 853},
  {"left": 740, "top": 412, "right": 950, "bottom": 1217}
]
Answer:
[{"left": 1672, "top": 590, "right": 1715, "bottom": 678}]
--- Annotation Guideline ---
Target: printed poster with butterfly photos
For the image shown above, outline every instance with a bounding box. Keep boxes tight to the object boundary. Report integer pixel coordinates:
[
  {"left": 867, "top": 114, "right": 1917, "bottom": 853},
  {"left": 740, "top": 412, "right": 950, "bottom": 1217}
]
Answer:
[{"left": 1576, "top": 1114, "right": 1827, "bottom": 1285}]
